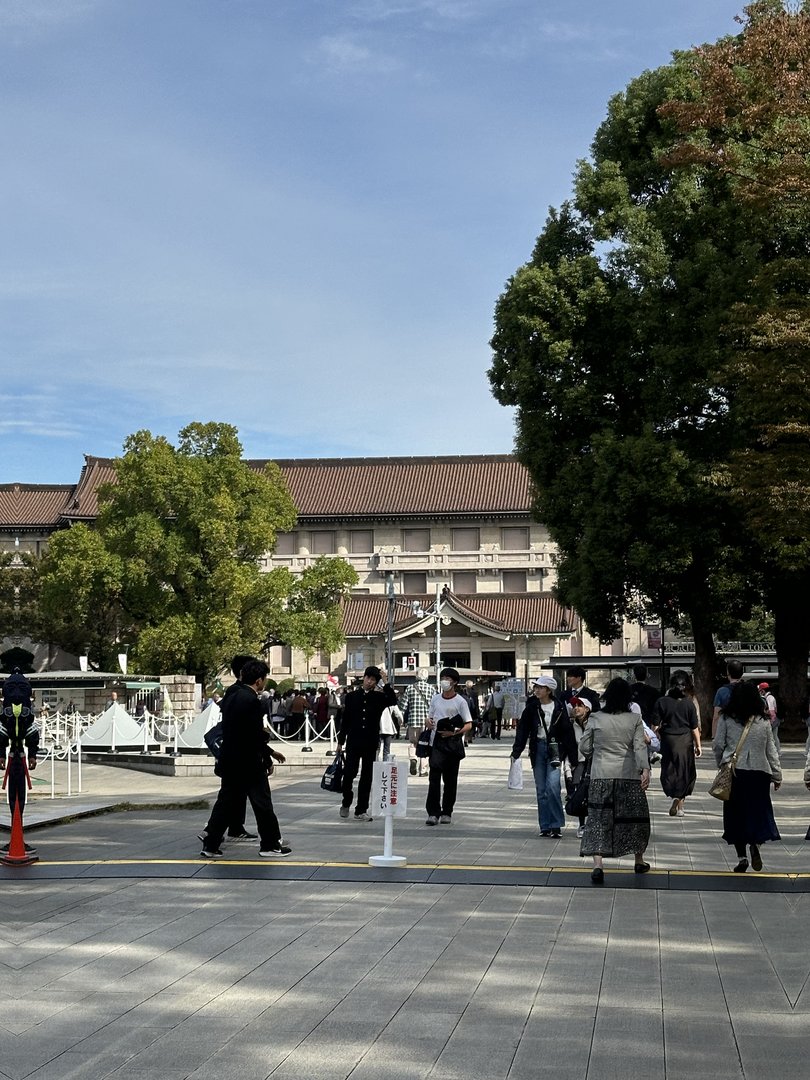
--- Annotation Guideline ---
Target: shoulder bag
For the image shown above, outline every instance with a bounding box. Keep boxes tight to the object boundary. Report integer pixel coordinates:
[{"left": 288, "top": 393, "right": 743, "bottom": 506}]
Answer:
[{"left": 708, "top": 718, "right": 754, "bottom": 801}]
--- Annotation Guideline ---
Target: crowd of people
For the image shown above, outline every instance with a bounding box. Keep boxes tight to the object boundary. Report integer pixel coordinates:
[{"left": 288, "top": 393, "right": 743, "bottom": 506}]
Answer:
[{"left": 196, "top": 657, "right": 787, "bottom": 880}]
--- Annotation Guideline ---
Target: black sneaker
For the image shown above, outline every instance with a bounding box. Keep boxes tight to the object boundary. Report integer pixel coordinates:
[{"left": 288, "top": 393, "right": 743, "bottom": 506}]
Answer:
[
  {"left": 259, "top": 845, "right": 292, "bottom": 858},
  {"left": 200, "top": 849, "right": 223, "bottom": 859},
  {"left": 550, "top": 829, "right": 562, "bottom": 839},
  {"left": 227, "top": 831, "right": 258, "bottom": 842},
  {"left": 409, "top": 759, "right": 417, "bottom": 775}
]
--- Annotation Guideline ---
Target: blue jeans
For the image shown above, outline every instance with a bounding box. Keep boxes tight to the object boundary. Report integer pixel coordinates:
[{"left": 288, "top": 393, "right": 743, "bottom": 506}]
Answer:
[{"left": 532, "top": 739, "right": 564, "bottom": 832}]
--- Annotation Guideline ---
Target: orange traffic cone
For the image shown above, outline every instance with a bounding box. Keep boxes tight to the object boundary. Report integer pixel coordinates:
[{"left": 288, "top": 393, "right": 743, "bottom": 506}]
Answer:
[{"left": 1, "top": 796, "right": 37, "bottom": 866}]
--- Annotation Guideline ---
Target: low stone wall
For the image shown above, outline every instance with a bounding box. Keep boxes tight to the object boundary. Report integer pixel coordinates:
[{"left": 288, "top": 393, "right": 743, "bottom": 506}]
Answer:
[{"left": 81, "top": 751, "right": 335, "bottom": 777}]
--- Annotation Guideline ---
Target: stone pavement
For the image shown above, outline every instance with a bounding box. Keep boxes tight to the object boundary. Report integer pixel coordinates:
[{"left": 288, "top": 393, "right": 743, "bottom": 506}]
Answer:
[{"left": 2, "top": 740, "right": 809, "bottom": 1079}]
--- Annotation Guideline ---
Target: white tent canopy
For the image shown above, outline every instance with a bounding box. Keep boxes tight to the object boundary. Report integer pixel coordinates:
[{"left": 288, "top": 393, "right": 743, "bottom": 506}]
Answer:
[
  {"left": 82, "top": 702, "right": 145, "bottom": 748},
  {"left": 176, "top": 700, "right": 220, "bottom": 750}
]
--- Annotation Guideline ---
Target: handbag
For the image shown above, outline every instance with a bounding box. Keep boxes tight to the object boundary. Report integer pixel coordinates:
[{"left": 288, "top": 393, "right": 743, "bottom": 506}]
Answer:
[
  {"left": 320, "top": 751, "right": 344, "bottom": 793},
  {"left": 565, "top": 761, "right": 591, "bottom": 817},
  {"left": 416, "top": 728, "right": 432, "bottom": 758},
  {"left": 507, "top": 757, "right": 523, "bottom": 791},
  {"left": 709, "top": 718, "right": 754, "bottom": 801}
]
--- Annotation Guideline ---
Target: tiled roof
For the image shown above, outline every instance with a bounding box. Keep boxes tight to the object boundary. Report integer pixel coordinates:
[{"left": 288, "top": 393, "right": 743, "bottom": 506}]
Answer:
[
  {"left": 341, "top": 592, "right": 578, "bottom": 637},
  {"left": 7, "top": 453, "right": 535, "bottom": 526},
  {"left": 258, "top": 455, "right": 533, "bottom": 519},
  {"left": 0, "top": 484, "right": 74, "bottom": 528},
  {"left": 61, "top": 457, "right": 117, "bottom": 520}
]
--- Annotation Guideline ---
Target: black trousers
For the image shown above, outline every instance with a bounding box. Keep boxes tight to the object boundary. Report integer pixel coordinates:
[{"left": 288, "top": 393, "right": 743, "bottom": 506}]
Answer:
[
  {"left": 490, "top": 708, "right": 503, "bottom": 740},
  {"left": 205, "top": 774, "right": 281, "bottom": 851},
  {"left": 341, "top": 741, "right": 376, "bottom": 815},
  {"left": 6, "top": 755, "right": 27, "bottom": 815},
  {"left": 205, "top": 790, "right": 246, "bottom": 837},
  {"left": 426, "top": 757, "right": 461, "bottom": 817}
]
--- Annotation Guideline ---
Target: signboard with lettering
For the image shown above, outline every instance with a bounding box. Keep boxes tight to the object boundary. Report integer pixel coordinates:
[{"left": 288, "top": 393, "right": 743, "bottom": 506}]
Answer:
[
  {"left": 646, "top": 627, "right": 663, "bottom": 650},
  {"left": 371, "top": 759, "right": 408, "bottom": 818},
  {"left": 501, "top": 677, "right": 525, "bottom": 723}
]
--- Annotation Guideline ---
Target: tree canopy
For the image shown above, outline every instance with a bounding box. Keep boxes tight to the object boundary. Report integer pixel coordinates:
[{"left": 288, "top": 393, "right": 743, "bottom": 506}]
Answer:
[
  {"left": 36, "top": 422, "right": 357, "bottom": 681},
  {"left": 489, "top": 1, "right": 810, "bottom": 727}
]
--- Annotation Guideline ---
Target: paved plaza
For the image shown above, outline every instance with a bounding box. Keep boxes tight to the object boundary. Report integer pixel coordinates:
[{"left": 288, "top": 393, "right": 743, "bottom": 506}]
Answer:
[{"left": 3, "top": 741, "right": 810, "bottom": 1079}]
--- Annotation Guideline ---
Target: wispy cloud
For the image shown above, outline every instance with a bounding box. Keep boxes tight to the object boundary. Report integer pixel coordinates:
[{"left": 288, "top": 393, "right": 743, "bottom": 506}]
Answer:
[
  {"left": 0, "top": 391, "right": 84, "bottom": 439},
  {"left": 311, "top": 33, "right": 403, "bottom": 75},
  {"left": 0, "top": 0, "right": 95, "bottom": 31},
  {"left": 350, "top": 0, "right": 489, "bottom": 20}
]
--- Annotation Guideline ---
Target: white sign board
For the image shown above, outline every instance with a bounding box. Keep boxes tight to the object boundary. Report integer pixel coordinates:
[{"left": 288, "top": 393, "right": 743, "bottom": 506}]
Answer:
[
  {"left": 371, "top": 759, "right": 408, "bottom": 818},
  {"left": 501, "top": 678, "right": 525, "bottom": 723}
]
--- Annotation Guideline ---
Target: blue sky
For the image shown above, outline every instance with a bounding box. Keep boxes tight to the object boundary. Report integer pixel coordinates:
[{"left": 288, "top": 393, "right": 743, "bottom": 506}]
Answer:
[{"left": 2, "top": 0, "right": 741, "bottom": 482}]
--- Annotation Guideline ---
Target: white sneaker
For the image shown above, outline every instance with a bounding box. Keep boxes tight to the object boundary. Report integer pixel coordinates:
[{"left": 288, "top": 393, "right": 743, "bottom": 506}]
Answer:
[
  {"left": 576, "top": 825, "right": 585, "bottom": 839},
  {"left": 439, "top": 814, "right": 452, "bottom": 824},
  {"left": 354, "top": 812, "right": 373, "bottom": 822},
  {"left": 339, "top": 806, "right": 350, "bottom": 819},
  {"left": 425, "top": 816, "right": 439, "bottom": 826}
]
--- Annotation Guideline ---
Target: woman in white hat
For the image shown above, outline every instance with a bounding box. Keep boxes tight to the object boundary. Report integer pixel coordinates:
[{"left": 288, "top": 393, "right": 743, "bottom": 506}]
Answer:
[{"left": 510, "top": 677, "right": 576, "bottom": 838}]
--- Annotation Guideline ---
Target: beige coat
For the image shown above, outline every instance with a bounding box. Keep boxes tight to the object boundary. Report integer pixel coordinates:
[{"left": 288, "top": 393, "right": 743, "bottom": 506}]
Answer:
[
  {"left": 578, "top": 710, "right": 649, "bottom": 780},
  {"left": 713, "top": 715, "right": 781, "bottom": 781}
]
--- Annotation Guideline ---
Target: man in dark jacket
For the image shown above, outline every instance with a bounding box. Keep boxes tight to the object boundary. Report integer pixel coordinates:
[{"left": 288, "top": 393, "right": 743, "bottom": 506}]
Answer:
[
  {"left": 199, "top": 654, "right": 255, "bottom": 845},
  {"left": 200, "top": 659, "right": 290, "bottom": 858},
  {"left": 337, "top": 665, "right": 396, "bottom": 821},
  {"left": 563, "top": 667, "right": 601, "bottom": 713}
]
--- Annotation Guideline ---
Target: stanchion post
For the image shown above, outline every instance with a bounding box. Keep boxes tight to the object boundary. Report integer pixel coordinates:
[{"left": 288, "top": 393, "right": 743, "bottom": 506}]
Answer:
[
  {"left": 67, "top": 741, "right": 72, "bottom": 797},
  {"left": 77, "top": 731, "right": 82, "bottom": 793},
  {"left": 110, "top": 710, "right": 117, "bottom": 755},
  {"left": 50, "top": 748, "right": 55, "bottom": 800},
  {"left": 301, "top": 713, "right": 313, "bottom": 753},
  {"left": 326, "top": 717, "right": 336, "bottom": 757}
]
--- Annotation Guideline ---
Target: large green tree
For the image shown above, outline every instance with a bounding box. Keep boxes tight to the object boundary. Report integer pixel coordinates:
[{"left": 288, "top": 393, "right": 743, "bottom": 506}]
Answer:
[
  {"left": 37, "top": 422, "right": 357, "bottom": 681},
  {"left": 489, "top": 1, "right": 810, "bottom": 730}
]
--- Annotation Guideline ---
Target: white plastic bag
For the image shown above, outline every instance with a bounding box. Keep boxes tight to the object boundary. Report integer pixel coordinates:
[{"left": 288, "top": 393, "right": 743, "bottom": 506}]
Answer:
[{"left": 507, "top": 756, "right": 523, "bottom": 791}]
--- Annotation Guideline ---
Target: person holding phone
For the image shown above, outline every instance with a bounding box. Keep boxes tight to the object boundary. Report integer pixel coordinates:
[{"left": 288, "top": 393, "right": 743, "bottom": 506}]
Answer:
[
  {"left": 425, "top": 668, "right": 472, "bottom": 826},
  {"left": 510, "top": 677, "right": 576, "bottom": 839}
]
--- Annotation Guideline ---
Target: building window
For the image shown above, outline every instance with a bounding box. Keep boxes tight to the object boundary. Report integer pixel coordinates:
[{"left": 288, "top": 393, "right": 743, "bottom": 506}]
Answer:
[
  {"left": 350, "top": 530, "right": 373, "bottom": 553},
  {"left": 311, "top": 531, "right": 335, "bottom": 554},
  {"left": 452, "top": 527, "right": 479, "bottom": 551},
  {"left": 453, "top": 571, "right": 477, "bottom": 594},
  {"left": 501, "top": 526, "right": 529, "bottom": 550},
  {"left": 403, "top": 571, "right": 427, "bottom": 593},
  {"left": 482, "top": 650, "right": 515, "bottom": 675},
  {"left": 274, "top": 532, "right": 296, "bottom": 555},
  {"left": 502, "top": 570, "right": 527, "bottom": 593},
  {"left": 403, "top": 528, "right": 430, "bottom": 551},
  {"left": 273, "top": 645, "right": 292, "bottom": 670}
]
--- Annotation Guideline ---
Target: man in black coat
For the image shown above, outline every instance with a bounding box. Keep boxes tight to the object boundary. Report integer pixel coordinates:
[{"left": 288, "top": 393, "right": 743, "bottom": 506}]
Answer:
[
  {"left": 563, "top": 666, "right": 601, "bottom": 713},
  {"left": 337, "top": 665, "right": 396, "bottom": 821},
  {"left": 200, "top": 659, "right": 290, "bottom": 858}
]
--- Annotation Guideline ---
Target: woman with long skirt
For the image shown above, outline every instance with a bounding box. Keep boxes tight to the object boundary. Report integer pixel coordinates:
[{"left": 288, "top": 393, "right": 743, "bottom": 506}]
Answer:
[
  {"left": 713, "top": 681, "right": 781, "bottom": 873},
  {"left": 653, "top": 672, "right": 701, "bottom": 817},
  {"left": 579, "top": 678, "right": 651, "bottom": 884}
]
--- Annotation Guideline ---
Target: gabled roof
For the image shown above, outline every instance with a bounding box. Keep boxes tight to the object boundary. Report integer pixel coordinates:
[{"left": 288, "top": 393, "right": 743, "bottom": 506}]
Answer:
[
  {"left": 341, "top": 592, "right": 578, "bottom": 638},
  {"left": 0, "top": 484, "right": 74, "bottom": 529},
  {"left": 61, "top": 456, "right": 117, "bottom": 521}
]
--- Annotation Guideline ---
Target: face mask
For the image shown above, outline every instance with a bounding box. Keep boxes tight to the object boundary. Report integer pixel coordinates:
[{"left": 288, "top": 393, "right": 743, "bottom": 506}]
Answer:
[{"left": 440, "top": 679, "right": 453, "bottom": 691}]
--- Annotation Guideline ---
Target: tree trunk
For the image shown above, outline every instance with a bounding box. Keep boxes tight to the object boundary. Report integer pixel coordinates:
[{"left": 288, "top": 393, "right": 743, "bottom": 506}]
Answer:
[
  {"left": 691, "top": 622, "right": 719, "bottom": 739},
  {"left": 774, "top": 592, "right": 810, "bottom": 743}
]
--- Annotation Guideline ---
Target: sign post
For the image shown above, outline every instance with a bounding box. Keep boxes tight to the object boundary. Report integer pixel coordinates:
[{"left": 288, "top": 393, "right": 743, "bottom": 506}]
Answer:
[{"left": 369, "top": 757, "right": 408, "bottom": 867}]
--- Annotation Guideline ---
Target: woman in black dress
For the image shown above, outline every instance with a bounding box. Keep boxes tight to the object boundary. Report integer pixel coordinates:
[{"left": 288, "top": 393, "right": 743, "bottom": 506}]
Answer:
[{"left": 652, "top": 672, "right": 701, "bottom": 817}]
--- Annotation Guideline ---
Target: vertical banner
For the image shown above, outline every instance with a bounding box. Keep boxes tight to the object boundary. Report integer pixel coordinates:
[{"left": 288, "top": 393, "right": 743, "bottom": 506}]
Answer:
[
  {"left": 117, "top": 653, "right": 128, "bottom": 675},
  {"left": 371, "top": 759, "right": 408, "bottom": 818}
]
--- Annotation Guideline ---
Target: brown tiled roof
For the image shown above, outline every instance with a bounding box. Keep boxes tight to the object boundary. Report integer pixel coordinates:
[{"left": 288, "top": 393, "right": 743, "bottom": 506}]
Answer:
[
  {"left": 0, "top": 484, "right": 74, "bottom": 528},
  {"left": 341, "top": 593, "right": 578, "bottom": 637},
  {"left": 62, "top": 456, "right": 117, "bottom": 520},
  {"left": 14, "top": 453, "right": 534, "bottom": 527},
  {"left": 257, "top": 455, "right": 533, "bottom": 519}
]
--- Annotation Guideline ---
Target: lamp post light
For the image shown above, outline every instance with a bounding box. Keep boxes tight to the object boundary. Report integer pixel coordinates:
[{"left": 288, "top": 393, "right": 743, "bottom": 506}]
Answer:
[{"left": 385, "top": 574, "right": 426, "bottom": 679}]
